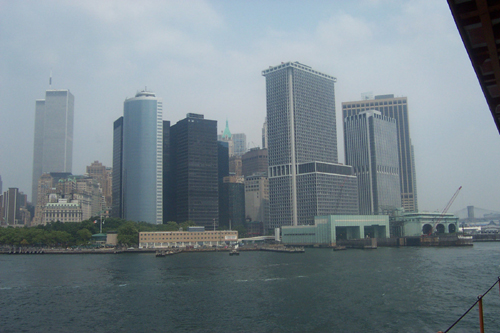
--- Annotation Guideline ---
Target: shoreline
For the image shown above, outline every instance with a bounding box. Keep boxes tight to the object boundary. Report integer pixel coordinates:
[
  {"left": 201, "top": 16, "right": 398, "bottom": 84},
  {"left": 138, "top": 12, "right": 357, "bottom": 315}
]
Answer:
[{"left": 0, "top": 245, "right": 305, "bottom": 255}]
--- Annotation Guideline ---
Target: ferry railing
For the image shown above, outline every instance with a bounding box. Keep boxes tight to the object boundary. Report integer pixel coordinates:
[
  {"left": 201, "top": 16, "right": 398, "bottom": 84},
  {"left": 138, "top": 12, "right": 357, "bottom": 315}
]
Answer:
[{"left": 438, "top": 277, "right": 500, "bottom": 333}]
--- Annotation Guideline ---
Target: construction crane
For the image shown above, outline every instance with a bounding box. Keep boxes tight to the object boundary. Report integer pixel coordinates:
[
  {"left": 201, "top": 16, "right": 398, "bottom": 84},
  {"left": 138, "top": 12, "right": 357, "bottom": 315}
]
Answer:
[{"left": 430, "top": 186, "right": 462, "bottom": 235}]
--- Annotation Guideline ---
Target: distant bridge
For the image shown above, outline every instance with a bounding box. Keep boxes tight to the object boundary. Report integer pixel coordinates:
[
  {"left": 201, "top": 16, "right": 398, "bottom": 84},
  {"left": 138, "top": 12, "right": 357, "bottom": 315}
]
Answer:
[{"left": 454, "top": 206, "right": 500, "bottom": 220}]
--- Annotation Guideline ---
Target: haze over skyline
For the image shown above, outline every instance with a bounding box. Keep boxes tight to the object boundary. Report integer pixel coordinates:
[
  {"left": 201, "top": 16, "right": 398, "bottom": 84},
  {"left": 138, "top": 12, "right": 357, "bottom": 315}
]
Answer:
[{"left": 1, "top": 0, "right": 499, "bottom": 214}]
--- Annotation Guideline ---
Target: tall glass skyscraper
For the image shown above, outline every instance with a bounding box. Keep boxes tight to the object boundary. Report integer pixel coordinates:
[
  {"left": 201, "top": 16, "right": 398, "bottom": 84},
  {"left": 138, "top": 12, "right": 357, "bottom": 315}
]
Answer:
[
  {"left": 113, "top": 91, "right": 163, "bottom": 224},
  {"left": 344, "top": 110, "right": 401, "bottom": 215},
  {"left": 262, "top": 62, "right": 358, "bottom": 228},
  {"left": 342, "top": 95, "right": 418, "bottom": 212},
  {"left": 31, "top": 89, "right": 74, "bottom": 206}
]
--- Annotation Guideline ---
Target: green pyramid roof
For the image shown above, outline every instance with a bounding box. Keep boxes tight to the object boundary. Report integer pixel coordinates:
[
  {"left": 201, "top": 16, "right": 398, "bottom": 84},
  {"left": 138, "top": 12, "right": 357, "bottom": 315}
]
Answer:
[{"left": 222, "top": 119, "right": 232, "bottom": 139}]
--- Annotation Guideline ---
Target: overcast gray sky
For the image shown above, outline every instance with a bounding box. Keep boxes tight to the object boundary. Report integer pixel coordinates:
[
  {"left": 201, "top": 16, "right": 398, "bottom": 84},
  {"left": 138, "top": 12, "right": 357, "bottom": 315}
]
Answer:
[{"left": 1, "top": 0, "right": 499, "bottom": 214}]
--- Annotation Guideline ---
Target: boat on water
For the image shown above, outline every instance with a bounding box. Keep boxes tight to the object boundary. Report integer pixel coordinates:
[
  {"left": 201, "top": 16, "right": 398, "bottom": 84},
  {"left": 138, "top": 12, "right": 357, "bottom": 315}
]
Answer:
[
  {"left": 229, "top": 244, "right": 240, "bottom": 256},
  {"left": 156, "top": 249, "right": 179, "bottom": 257}
]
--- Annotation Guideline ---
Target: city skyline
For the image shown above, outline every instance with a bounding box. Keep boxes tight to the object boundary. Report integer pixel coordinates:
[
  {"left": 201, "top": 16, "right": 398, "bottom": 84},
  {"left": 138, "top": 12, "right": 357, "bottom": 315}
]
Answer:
[{"left": 1, "top": 1, "right": 500, "bottom": 213}]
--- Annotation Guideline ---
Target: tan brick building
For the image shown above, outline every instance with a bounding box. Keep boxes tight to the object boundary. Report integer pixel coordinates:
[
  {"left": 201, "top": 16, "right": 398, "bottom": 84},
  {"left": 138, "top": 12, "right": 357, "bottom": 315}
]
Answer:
[{"left": 139, "top": 230, "right": 238, "bottom": 248}]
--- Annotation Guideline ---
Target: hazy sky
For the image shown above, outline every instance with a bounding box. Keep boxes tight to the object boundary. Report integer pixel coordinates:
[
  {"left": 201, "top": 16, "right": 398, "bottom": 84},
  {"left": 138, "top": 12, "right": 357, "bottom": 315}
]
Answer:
[{"left": 1, "top": 0, "right": 499, "bottom": 214}]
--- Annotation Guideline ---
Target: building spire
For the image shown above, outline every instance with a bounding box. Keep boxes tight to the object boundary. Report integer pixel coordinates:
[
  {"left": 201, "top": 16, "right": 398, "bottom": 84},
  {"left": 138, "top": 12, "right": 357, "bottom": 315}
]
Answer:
[{"left": 222, "top": 118, "right": 232, "bottom": 139}]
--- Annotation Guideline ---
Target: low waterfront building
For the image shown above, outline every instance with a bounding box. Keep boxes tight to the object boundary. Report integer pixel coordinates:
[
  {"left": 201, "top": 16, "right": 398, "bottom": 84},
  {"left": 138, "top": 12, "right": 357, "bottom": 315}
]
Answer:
[
  {"left": 106, "top": 231, "right": 118, "bottom": 246},
  {"left": 281, "top": 215, "right": 390, "bottom": 246},
  {"left": 139, "top": 228, "right": 238, "bottom": 248},
  {"left": 390, "top": 210, "right": 459, "bottom": 237}
]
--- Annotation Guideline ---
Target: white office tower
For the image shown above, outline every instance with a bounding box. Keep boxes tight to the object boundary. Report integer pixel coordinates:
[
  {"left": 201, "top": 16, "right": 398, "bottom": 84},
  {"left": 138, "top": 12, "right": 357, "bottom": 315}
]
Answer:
[{"left": 262, "top": 62, "right": 358, "bottom": 228}]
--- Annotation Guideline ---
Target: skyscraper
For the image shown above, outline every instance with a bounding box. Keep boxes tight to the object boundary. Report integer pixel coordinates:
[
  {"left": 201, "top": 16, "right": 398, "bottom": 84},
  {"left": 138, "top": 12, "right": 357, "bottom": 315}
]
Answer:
[
  {"left": 244, "top": 172, "right": 269, "bottom": 228},
  {"left": 262, "top": 62, "right": 358, "bottom": 228},
  {"left": 170, "top": 113, "right": 218, "bottom": 228},
  {"left": 113, "top": 91, "right": 163, "bottom": 224},
  {"left": 1, "top": 188, "right": 30, "bottom": 226},
  {"left": 242, "top": 148, "right": 268, "bottom": 177},
  {"left": 262, "top": 117, "right": 268, "bottom": 149},
  {"left": 86, "top": 160, "right": 112, "bottom": 210},
  {"left": 217, "top": 140, "right": 229, "bottom": 229},
  {"left": 342, "top": 94, "right": 418, "bottom": 212},
  {"left": 112, "top": 117, "right": 124, "bottom": 218},
  {"left": 162, "top": 120, "right": 173, "bottom": 223},
  {"left": 220, "top": 176, "right": 246, "bottom": 229},
  {"left": 218, "top": 120, "right": 234, "bottom": 157},
  {"left": 31, "top": 89, "right": 74, "bottom": 206},
  {"left": 232, "top": 133, "right": 247, "bottom": 156},
  {"left": 344, "top": 110, "right": 401, "bottom": 214}
]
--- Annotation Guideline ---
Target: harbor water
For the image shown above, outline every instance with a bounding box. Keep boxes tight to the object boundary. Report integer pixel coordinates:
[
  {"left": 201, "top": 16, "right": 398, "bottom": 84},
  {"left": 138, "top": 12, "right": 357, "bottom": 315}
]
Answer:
[{"left": 2, "top": 242, "right": 500, "bottom": 332}]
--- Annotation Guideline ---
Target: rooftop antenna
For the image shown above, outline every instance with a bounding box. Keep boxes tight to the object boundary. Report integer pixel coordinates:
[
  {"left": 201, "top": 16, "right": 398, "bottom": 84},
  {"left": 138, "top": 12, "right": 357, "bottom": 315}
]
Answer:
[{"left": 49, "top": 70, "right": 52, "bottom": 89}]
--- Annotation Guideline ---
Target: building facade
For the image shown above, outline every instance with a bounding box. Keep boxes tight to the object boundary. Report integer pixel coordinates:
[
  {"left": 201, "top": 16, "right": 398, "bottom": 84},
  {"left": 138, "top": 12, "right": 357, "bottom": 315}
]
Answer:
[
  {"left": 342, "top": 94, "right": 418, "bottom": 212},
  {"left": 229, "top": 155, "right": 242, "bottom": 177},
  {"left": 219, "top": 176, "right": 246, "bottom": 229},
  {"left": 86, "top": 161, "right": 112, "bottom": 211},
  {"left": 112, "top": 117, "right": 124, "bottom": 218},
  {"left": 242, "top": 148, "right": 268, "bottom": 177},
  {"left": 281, "top": 215, "right": 389, "bottom": 246},
  {"left": 42, "top": 199, "right": 83, "bottom": 224},
  {"left": 33, "top": 173, "right": 103, "bottom": 225},
  {"left": 262, "top": 117, "right": 268, "bottom": 149},
  {"left": 344, "top": 110, "right": 401, "bottom": 215},
  {"left": 262, "top": 62, "right": 358, "bottom": 228},
  {"left": 113, "top": 91, "right": 163, "bottom": 224},
  {"left": 244, "top": 173, "right": 269, "bottom": 228},
  {"left": 169, "top": 113, "right": 218, "bottom": 228},
  {"left": 32, "top": 89, "right": 74, "bottom": 206},
  {"left": 162, "top": 120, "right": 173, "bottom": 223},
  {"left": 1, "top": 188, "right": 30, "bottom": 226},
  {"left": 389, "top": 210, "right": 459, "bottom": 237},
  {"left": 232, "top": 133, "right": 247, "bottom": 156},
  {"left": 139, "top": 229, "right": 238, "bottom": 248}
]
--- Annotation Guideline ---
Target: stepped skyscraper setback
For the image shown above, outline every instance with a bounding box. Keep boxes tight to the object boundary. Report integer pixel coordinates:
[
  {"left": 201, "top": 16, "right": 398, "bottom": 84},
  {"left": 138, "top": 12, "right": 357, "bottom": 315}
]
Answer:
[
  {"left": 31, "top": 89, "right": 74, "bottom": 206},
  {"left": 262, "top": 62, "right": 358, "bottom": 228},
  {"left": 113, "top": 91, "right": 163, "bottom": 224}
]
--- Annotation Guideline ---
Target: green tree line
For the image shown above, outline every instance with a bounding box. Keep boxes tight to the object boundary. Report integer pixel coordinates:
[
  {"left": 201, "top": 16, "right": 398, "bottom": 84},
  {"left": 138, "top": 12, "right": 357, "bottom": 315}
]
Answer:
[{"left": 0, "top": 218, "right": 197, "bottom": 247}]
